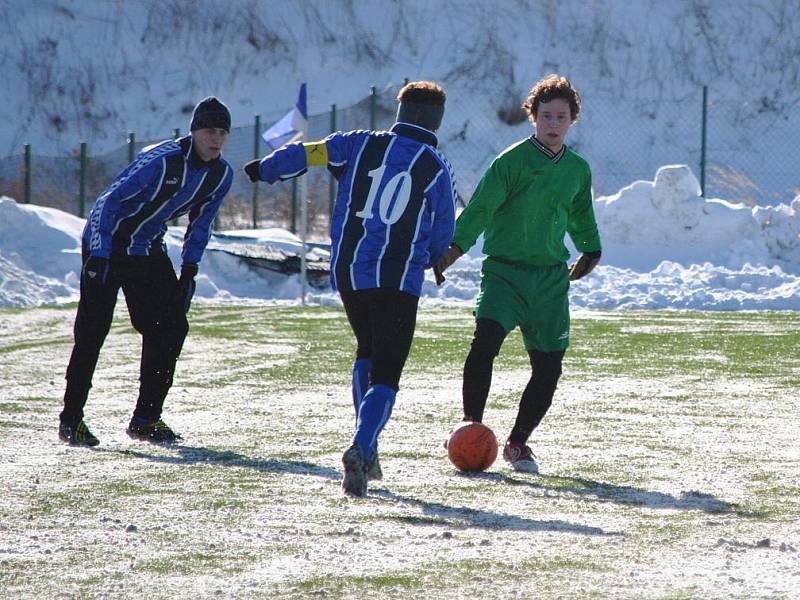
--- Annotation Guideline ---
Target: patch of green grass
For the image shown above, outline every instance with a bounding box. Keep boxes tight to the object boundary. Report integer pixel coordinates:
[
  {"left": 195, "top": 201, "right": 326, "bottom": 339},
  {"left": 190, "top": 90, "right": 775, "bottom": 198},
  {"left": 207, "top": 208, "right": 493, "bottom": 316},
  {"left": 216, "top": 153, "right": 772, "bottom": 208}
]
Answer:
[
  {"left": 289, "top": 572, "right": 424, "bottom": 597},
  {"left": 277, "top": 554, "right": 612, "bottom": 599},
  {"left": 134, "top": 551, "right": 255, "bottom": 576},
  {"left": 0, "top": 401, "right": 49, "bottom": 414},
  {"left": 385, "top": 449, "right": 436, "bottom": 460},
  {"left": 0, "top": 340, "right": 67, "bottom": 355},
  {"left": 188, "top": 306, "right": 356, "bottom": 388},
  {"left": 198, "top": 498, "right": 250, "bottom": 511},
  {"left": 383, "top": 514, "right": 451, "bottom": 527},
  {"left": 631, "top": 514, "right": 697, "bottom": 543},
  {"left": 738, "top": 477, "right": 800, "bottom": 520},
  {"left": 28, "top": 488, "right": 103, "bottom": 516},
  {"left": 570, "top": 311, "right": 800, "bottom": 380},
  {"left": 653, "top": 590, "right": 702, "bottom": 600}
]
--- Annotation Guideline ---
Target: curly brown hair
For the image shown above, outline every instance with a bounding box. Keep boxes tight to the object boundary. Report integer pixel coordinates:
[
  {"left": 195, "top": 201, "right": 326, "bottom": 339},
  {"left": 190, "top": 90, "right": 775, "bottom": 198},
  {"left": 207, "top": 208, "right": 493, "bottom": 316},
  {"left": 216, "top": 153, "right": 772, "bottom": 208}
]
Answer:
[
  {"left": 523, "top": 74, "right": 581, "bottom": 122},
  {"left": 397, "top": 80, "right": 446, "bottom": 106}
]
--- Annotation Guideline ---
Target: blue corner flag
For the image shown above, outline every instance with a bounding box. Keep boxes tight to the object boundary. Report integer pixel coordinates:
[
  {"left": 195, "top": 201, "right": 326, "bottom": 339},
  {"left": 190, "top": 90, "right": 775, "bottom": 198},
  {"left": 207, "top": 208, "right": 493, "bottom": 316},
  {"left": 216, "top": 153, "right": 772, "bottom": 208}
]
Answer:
[{"left": 261, "top": 83, "right": 308, "bottom": 152}]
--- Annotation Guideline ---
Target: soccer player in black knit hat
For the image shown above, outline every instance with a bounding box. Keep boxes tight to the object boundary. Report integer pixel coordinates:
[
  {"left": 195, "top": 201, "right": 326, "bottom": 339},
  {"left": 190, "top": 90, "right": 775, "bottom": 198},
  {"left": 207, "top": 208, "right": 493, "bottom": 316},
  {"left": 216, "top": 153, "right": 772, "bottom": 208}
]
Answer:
[{"left": 58, "top": 96, "right": 233, "bottom": 446}]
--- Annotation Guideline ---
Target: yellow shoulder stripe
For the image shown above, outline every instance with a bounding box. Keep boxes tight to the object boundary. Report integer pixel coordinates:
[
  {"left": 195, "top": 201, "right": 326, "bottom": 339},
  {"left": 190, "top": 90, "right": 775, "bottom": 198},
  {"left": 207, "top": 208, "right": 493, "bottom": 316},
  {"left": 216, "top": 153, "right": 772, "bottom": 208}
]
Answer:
[{"left": 304, "top": 142, "right": 328, "bottom": 167}]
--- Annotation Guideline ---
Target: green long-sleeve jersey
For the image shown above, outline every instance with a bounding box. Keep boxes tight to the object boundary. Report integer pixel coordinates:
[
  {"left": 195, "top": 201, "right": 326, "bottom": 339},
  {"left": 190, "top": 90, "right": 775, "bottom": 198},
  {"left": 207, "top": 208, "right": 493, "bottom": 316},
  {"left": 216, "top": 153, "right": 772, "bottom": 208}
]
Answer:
[{"left": 453, "top": 136, "right": 602, "bottom": 266}]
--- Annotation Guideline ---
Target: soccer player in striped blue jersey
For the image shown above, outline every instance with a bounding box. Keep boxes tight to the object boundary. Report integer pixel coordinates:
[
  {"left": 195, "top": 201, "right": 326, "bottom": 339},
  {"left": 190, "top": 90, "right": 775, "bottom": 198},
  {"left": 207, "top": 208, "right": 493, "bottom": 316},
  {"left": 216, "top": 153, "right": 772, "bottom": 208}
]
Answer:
[
  {"left": 59, "top": 97, "right": 233, "bottom": 447},
  {"left": 245, "top": 81, "right": 456, "bottom": 496}
]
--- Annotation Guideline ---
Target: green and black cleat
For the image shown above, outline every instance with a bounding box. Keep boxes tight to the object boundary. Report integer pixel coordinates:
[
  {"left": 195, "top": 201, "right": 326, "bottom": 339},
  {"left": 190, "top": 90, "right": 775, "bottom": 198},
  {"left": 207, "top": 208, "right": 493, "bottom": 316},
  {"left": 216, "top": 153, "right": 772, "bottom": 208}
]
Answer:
[
  {"left": 58, "top": 420, "right": 100, "bottom": 447},
  {"left": 126, "top": 418, "right": 182, "bottom": 444}
]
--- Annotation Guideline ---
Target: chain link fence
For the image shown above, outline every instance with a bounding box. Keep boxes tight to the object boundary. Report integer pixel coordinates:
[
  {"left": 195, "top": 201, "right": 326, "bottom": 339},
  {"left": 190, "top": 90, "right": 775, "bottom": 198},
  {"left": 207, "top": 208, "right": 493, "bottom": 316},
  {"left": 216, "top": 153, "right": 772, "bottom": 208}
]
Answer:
[{"left": 1, "top": 84, "right": 798, "bottom": 238}]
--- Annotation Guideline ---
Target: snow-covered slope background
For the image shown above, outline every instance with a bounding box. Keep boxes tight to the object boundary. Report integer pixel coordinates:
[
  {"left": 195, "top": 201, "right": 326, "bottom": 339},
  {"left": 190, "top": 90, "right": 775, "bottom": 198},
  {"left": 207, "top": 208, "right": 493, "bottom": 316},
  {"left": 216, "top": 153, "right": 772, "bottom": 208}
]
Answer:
[
  {"left": 1, "top": 0, "right": 799, "bottom": 310},
  {"left": 3, "top": 0, "right": 800, "bottom": 201}
]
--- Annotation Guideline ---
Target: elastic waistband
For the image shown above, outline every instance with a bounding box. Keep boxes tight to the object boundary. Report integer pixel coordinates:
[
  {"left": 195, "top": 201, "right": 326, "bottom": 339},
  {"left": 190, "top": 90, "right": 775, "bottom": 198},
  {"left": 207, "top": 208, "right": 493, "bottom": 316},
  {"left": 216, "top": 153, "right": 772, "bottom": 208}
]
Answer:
[{"left": 486, "top": 256, "right": 563, "bottom": 272}]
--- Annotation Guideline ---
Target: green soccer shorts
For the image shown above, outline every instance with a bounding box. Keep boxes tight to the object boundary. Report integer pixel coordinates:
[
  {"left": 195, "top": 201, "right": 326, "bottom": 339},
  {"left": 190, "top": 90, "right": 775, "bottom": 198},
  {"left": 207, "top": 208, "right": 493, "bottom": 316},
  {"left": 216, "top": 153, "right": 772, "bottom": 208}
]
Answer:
[{"left": 474, "top": 258, "right": 570, "bottom": 352}]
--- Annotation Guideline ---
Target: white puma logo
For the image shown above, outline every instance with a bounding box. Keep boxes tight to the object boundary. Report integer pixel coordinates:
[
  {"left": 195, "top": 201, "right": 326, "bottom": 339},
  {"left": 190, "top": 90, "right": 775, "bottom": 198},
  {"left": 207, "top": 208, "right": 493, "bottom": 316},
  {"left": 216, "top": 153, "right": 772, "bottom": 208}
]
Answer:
[{"left": 166, "top": 177, "right": 179, "bottom": 185}]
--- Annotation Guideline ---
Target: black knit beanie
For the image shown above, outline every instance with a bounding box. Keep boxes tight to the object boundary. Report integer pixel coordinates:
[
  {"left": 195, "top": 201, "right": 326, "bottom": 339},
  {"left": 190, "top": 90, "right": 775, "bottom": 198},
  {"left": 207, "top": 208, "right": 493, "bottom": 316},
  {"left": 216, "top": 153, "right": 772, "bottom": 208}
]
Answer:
[{"left": 190, "top": 97, "right": 231, "bottom": 132}]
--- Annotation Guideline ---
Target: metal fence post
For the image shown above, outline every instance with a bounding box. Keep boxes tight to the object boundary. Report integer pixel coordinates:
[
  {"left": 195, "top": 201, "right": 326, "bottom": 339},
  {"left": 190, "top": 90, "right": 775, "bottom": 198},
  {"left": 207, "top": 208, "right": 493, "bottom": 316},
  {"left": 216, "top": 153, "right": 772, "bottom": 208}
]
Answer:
[
  {"left": 329, "top": 104, "right": 337, "bottom": 218},
  {"left": 370, "top": 86, "right": 377, "bottom": 130},
  {"left": 252, "top": 114, "right": 260, "bottom": 228},
  {"left": 79, "top": 142, "right": 87, "bottom": 217},
  {"left": 291, "top": 179, "right": 297, "bottom": 234},
  {"left": 127, "top": 132, "right": 135, "bottom": 163},
  {"left": 171, "top": 129, "right": 181, "bottom": 226},
  {"left": 23, "top": 144, "right": 31, "bottom": 204},
  {"left": 700, "top": 85, "right": 708, "bottom": 197}
]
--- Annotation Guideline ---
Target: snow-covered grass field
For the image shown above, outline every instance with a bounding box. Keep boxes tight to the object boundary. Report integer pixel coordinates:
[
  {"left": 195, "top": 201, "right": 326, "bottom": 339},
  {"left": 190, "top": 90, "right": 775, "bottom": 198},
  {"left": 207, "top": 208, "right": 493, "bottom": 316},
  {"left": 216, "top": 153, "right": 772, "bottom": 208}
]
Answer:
[{"left": 1, "top": 305, "right": 799, "bottom": 599}]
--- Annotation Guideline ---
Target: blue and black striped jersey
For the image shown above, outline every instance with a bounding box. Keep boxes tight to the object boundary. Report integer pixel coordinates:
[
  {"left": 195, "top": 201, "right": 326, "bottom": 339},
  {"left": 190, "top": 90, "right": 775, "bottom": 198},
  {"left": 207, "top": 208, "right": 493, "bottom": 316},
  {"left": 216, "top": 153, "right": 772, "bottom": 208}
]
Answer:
[
  {"left": 258, "top": 122, "right": 456, "bottom": 296},
  {"left": 83, "top": 135, "right": 232, "bottom": 265}
]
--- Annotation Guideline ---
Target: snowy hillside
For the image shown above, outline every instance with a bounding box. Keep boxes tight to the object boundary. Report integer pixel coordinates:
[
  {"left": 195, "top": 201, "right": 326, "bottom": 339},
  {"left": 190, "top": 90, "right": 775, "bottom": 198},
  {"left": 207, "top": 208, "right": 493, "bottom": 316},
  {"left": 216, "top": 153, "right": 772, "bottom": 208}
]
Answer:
[
  {"left": 2, "top": 0, "right": 799, "bottom": 311},
  {"left": 3, "top": 0, "right": 800, "bottom": 203}
]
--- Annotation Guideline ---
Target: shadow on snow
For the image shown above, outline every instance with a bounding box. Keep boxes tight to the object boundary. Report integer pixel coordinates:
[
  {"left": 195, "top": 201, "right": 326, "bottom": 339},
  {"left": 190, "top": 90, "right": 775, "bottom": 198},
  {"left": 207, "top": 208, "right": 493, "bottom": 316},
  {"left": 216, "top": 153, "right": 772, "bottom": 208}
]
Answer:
[
  {"left": 497, "top": 472, "right": 744, "bottom": 515},
  {"left": 95, "top": 445, "right": 748, "bottom": 519},
  {"left": 371, "top": 487, "right": 615, "bottom": 537},
  {"left": 96, "top": 444, "right": 342, "bottom": 480}
]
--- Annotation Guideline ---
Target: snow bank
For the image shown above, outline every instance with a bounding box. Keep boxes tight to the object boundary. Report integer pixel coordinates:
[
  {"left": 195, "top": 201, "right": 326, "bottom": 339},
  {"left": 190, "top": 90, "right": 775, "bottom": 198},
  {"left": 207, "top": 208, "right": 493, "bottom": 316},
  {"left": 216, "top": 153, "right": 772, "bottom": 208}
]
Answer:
[
  {"left": 0, "top": 199, "right": 84, "bottom": 307},
  {"left": 2, "top": 165, "right": 800, "bottom": 310},
  {"left": 434, "top": 166, "right": 800, "bottom": 310},
  {"left": 594, "top": 165, "right": 800, "bottom": 272}
]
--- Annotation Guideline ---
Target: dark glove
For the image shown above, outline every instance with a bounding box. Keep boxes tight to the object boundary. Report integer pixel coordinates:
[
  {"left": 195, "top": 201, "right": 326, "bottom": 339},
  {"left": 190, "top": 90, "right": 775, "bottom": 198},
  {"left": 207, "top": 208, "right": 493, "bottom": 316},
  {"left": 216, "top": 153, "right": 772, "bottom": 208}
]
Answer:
[
  {"left": 433, "top": 265, "right": 446, "bottom": 286},
  {"left": 176, "top": 263, "right": 198, "bottom": 314},
  {"left": 568, "top": 250, "right": 602, "bottom": 281},
  {"left": 434, "top": 244, "right": 464, "bottom": 283},
  {"left": 81, "top": 256, "right": 110, "bottom": 294},
  {"left": 243, "top": 159, "right": 262, "bottom": 183}
]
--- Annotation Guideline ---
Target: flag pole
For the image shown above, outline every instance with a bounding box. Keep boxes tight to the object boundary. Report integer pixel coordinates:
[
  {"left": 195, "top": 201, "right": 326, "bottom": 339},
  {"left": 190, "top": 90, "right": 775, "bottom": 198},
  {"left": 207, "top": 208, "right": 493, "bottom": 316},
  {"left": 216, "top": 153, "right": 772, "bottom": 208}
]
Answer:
[
  {"left": 299, "top": 172, "right": 308, "bottom": 306},
  {"left": 258, "top": 82, "right": 309, "bottom": 305}
]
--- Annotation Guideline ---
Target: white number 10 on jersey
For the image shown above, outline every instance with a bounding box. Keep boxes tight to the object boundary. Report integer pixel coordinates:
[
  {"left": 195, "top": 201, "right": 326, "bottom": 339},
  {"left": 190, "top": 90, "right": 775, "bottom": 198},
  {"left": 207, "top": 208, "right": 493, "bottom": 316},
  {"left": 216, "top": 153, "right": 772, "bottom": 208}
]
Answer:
[{"left": 355, "top": 165, "right": 413, "bottom": 225}]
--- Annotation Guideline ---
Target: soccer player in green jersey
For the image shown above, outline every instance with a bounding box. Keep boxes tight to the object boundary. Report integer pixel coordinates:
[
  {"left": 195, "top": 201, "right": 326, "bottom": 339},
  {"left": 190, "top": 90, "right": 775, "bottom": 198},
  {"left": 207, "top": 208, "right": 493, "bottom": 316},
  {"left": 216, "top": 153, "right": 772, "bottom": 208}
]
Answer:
[{"left": 436, "top": 74, "right": 602, "bottom": 473}]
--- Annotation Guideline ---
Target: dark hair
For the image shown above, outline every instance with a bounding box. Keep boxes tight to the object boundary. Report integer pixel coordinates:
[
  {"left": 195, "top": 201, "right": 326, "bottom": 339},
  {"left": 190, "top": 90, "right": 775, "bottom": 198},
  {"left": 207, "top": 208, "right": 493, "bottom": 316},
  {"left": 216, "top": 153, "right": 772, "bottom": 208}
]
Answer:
[
  {"left": 397, "top": 81, "right": 446, "bottom": 106},
  {"left": 523, "top": 74, "right": 581, "bottom": 122}
]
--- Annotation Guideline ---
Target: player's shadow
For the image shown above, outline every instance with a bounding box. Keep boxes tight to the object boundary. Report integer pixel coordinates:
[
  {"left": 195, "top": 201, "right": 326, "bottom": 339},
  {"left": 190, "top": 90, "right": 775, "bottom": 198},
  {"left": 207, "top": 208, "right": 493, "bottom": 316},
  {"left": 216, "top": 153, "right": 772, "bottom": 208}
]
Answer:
[
  {"left": 371, "top": 487, "right": 616, "bottom": 536},
  {"left": 96, "top": 444, "right": 341, "bottom": 480},
  {"left": 497, "top": 472, "right": 747, "bottom": 516}
]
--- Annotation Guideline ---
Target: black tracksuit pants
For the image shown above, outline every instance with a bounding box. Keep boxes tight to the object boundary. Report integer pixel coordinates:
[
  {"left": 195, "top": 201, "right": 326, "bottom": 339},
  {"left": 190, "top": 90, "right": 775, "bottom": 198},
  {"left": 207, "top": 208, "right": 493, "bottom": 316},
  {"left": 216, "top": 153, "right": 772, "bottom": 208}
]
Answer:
[
  {"left": 463, "top": 318, "right": 565, "bottom": 444},
  {"left": 61, "top": 247, "right": 188, "bottom": 425},
  {"left": 339, "top": 287, "right": 419, "bottom": 391}
]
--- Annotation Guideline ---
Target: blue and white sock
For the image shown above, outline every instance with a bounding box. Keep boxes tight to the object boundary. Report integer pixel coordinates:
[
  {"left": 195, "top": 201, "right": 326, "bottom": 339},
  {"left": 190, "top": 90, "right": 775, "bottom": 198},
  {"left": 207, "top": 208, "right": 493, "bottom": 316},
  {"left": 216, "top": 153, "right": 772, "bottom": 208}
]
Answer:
[
  {"left": 353, "top": 384, "right": 396, "bottom": 457},
  {"left": 351, "top": 358, "right": 371, "bottom": 421}
]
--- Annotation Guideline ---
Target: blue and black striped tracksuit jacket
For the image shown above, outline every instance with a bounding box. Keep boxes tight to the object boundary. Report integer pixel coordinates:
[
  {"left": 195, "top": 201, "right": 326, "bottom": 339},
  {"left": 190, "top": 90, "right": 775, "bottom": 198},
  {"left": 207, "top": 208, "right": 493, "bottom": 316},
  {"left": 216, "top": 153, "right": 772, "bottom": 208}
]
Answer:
[
  {"left": 258, "top": 122, "right": 457, "bottom": 296},
  {"left": 83, "top": 135, "right": 233, "bottom": 266}
]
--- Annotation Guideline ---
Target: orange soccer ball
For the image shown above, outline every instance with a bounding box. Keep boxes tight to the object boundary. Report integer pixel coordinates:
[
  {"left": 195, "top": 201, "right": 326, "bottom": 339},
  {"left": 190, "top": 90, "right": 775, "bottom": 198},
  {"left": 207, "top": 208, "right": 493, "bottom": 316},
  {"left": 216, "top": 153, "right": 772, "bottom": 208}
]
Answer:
[{"left": 447, "top": 421, "right": 498, "bottom": 472}]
